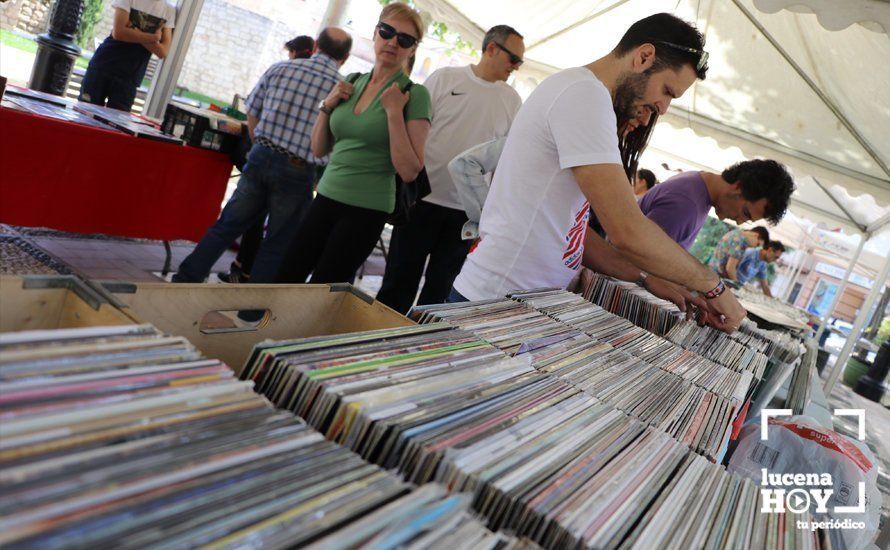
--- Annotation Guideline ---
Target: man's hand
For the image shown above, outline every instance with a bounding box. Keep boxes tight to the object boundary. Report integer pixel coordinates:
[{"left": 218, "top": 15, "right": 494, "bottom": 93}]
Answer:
[
  {"left": 643, "top": 275, "right": 690, "bottom": 317},
  {"left": 706, "top": 291, "right": 747, "bottom": 333}
]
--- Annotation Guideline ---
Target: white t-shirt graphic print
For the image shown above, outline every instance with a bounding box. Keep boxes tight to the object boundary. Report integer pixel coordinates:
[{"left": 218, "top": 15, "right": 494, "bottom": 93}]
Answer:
[{"left": 453, "top": 67, "right": 621, "bottom": 300}]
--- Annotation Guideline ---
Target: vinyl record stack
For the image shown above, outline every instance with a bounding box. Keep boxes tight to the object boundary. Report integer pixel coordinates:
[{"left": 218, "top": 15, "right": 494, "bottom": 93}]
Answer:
[
  {"left": 786, "top": 341, "right": 818, "bottom": 415},
  {"left": 0, "top": 324, "right": 517, "bottom": 549},
  {"left": 409, "top": 290, "right": 749, "bottom": 461},
  {"left": 242, "top": 322, "right": 826, "bottom": 549},
  {"left": 579, "top": 270, "right": 684, "bottom": 335}
]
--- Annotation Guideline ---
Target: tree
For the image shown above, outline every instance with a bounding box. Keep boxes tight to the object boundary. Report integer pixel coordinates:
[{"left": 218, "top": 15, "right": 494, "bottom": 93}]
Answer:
[
  {"left": 76, "top": 0, "right": 106, "bottom": 50},
  {"left": 689, "top": 217, "right": 731, "bottom": 265}
]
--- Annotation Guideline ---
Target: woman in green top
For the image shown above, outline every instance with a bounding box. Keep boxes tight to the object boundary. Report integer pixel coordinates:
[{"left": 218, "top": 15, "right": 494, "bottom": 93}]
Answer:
[{"left": 278, "top": 3, "right": 432, "bottom": 284}]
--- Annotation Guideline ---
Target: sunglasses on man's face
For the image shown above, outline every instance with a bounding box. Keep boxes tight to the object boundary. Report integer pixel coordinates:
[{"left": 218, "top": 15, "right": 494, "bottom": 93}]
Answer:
[
  {"left": 376, "top": 22, "right": 418, "bottom": 49},
  {"left": 654, "top": 40, "right": 709, "bottom": 71},
  {"left": 495, "top": 42, "right": 523, "bottom": 66}
]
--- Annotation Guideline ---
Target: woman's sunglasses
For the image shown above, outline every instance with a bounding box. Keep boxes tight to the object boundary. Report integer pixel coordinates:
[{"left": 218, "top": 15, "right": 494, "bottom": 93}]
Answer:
[{"left": 376, "top": 22, "right": 418, "bottom": 49}]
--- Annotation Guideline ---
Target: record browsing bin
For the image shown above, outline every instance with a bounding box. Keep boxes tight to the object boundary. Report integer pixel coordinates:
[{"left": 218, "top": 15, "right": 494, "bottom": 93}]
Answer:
[
  {"left": 0, "top": 275, "right": 139, "bottom": 331},
  {"left": 109, "top": 282, "right": 414, "bottom": 374}
]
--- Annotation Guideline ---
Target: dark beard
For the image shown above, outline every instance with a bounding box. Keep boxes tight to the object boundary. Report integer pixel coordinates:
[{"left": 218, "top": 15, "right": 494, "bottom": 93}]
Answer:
[{"left": 613, "top": 71, "right": 649, "bottom": 130}]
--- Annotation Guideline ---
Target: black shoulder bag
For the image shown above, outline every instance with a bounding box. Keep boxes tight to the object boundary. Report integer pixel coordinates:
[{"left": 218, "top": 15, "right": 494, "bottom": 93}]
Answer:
[{"left": 388, "top": 81, "right": 430, "bottom": 226}]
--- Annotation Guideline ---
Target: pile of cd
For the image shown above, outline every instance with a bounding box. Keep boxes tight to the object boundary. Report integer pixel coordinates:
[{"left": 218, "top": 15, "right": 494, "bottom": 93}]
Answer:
[
  {"left": 579, "top": 271, "right": 801, "bottom": 369},
  {"left": 738, "top": 319, "right": 803, "bottom": 363},
  {"left": 0, "top": 324, "right": 506, "bottom": 549},
  {"left": 410, "top": 298, "right": 569, "bottom": 355},
  {"left": 520, "top": 332, "right": 738, "bottom": 460},
  {"left": 665, "top": 320, "right": 769, "bottom": 380},
  {"left": 786, "top": 341, "right": 817, "bottom": 415},
  {"left": 509, "top": 289, "right": 753, "bottom": 401},
  {"left": 579, "top": 270, "right": 684, "bottom": 335}
]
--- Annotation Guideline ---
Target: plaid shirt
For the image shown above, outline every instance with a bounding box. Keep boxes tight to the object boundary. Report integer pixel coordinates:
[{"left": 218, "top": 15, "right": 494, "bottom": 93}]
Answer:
[{"left": 245, "top": 53, "right": 341, "bottom": 163}]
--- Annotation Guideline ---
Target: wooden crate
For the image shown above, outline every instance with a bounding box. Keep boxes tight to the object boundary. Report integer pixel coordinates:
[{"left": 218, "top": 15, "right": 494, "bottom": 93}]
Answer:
[
  {"left": 107, "top": 282, "right": 414, "bottom": 374},
  {"left": 0, "top": 275, "right": 138, "bottom": 331}
]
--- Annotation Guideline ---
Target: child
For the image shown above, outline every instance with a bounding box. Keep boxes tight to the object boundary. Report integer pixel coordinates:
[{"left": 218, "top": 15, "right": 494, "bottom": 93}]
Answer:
[{"left": 79, "top": 0, "right": 176, "bottom": 111}]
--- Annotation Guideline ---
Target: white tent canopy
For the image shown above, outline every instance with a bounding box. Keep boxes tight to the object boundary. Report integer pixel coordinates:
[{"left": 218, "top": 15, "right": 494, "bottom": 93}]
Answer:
[{"left": 413, "top": 0, "right": 890, "bottom": 238}]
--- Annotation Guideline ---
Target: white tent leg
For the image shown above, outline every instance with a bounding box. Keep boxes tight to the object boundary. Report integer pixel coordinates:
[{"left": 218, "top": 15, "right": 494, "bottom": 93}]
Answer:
[
  {"left": 781, "top": 247, "right": 805, "bottom": 301},
  {"left": 143, "top": 0, "right": 206, "bottom": 120},
  {"left": 320, "top": 0, "right": 352, "bottom": 28},
  {"left": 824, "top": 252, "right": 890, "bottom": 396},
  {"left": 813, "top": 236, "right": 865, "bottom": 343}
]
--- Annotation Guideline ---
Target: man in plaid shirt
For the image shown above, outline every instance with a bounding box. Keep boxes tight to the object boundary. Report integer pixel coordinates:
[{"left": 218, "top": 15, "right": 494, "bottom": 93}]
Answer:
[{"left": 173, "top": 27, "right": 352, "bottom": 284}]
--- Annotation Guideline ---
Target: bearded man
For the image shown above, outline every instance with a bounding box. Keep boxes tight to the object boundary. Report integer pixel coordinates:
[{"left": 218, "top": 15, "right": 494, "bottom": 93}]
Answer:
[{"left": 449, "top": 13, "right": 746, "bottom": 333}]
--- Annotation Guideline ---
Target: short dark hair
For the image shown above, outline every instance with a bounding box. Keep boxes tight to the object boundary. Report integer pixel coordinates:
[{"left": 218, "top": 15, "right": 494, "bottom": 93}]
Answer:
[
  {"left": 749, "top": 226, "right": 770, "bottom": 244},
  {"left": 316, "top": 28, "right": 352, "bottom": 61},
  {"left": 766, "top": 240, "right": 785, "bottom": 253},
  {"left": 482, "top": 25, "right": 523, "bottom": 52},
  {"left": 721, "top": 159, "right": 795, "bottom": 224},
  {"left": 613, "top": 13, "right": 708, "bottom": 80},
  {"left": 285, "top": 35, "right": 315, "bottom": 58},
  {"left": 637, "top": 168, "right": 658, "bottom": 190}
]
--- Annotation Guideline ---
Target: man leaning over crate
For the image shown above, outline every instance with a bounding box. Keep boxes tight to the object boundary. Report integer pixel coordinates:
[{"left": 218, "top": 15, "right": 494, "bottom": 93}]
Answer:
[
  {"left": 449, "top": 13, "right": 748, "bottom": 333},
  {"left": 172, "top": 28, "right": 352, "bottom": 284}
]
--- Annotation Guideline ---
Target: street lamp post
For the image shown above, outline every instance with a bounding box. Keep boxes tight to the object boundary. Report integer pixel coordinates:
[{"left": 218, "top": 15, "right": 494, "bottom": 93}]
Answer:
[{"left": 28, "top": 0, "right": 85, "bottom": 96}]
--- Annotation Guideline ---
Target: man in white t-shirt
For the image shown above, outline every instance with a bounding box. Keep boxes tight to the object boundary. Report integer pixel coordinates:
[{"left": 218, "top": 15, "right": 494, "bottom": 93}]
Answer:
[
  {"left": 375, "top": 25, "right": 524, "bottom": 314},
  {"left": 80, "top": 0, "right": 176, "bottom": 111},
  {"left": 451, "top": 13, "right": 747, "bottom": 333}
]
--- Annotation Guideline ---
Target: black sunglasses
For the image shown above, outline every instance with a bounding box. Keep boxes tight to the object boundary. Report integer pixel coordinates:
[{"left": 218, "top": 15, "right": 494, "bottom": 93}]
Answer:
[
  {"left": 654, "top": 40, "right": 709, "bottom": 71},
  {"left": 376, "top": 22, "right": 418, "bottom": 49},
  {"left": 495, "top": 42, "right": 523, "bottom": 66}
]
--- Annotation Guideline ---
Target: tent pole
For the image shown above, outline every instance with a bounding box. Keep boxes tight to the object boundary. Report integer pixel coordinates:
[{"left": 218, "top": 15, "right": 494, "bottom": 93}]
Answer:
[
  {"left": 782, "top": 232, "right": 811, "bottom": 301},
  {"left": 781, "top": 247, "right": 805, "bottom": 302},
  {"left": 813, "top": 236, "right": 866, "bottom": 343},
  {"left": 320, "top": 0, "right": 351, "bottom": 28},
  {"left": 824, "top": 252, "right": 890, "bottom": 396},
  {"left": 143, "top": 0, "right": 205, "bottom": 120}
]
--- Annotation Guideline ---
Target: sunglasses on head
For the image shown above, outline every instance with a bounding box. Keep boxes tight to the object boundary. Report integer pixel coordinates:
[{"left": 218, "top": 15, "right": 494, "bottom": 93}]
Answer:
[
  {"left": 654, "top": 40, "right": 709, "bottom": 71},
  {"left": 376, "top": 22, "right": 418, "bottom": 49},
  {"left": 495, "top": 42, "right": 523, "bottom": 66}
]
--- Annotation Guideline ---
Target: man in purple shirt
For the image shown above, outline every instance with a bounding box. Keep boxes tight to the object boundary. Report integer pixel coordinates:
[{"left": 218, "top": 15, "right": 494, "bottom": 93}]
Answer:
[{"left": 637, "top": 159, "right": 794, "bottom": 250}]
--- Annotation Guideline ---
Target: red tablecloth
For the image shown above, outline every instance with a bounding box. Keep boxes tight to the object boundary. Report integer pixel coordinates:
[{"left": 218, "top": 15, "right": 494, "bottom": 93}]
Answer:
[{"left": 0, "top": 106, "right": 232, "bottom": 242}]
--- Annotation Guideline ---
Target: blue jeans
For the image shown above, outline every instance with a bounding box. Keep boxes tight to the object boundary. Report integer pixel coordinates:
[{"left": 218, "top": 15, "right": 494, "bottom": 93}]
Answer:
[
  {"left": 175, "top": 144, "right": 313, "bottom": 283},
  {"left": 446, "top": 287, "right": 469, "bottom": 303}
]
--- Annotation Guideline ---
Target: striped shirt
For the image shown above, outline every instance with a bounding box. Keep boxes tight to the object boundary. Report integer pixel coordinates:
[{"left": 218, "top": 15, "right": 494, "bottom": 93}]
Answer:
[{"left": 245, "top": 53, "right": 341, "bottom": 163}]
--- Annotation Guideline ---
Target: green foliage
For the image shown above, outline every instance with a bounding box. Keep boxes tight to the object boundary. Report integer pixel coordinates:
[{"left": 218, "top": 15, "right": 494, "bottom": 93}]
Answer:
[
  {"left": 877, "top": 316, "right": 890, "bottom": 346},
  {"left": 689, "top": 217, "right": 732, "bottom": 265},
  {"left": 77, "top": 0, "right": 107, "bottom": 50},
  {"left": 1, "top": 29, "right": 89, "bottom": 69}
]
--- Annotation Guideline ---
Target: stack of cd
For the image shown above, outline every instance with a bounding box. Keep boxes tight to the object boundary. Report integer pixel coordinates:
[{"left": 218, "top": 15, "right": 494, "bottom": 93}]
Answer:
[
  {"left": 410, "top": 298, "right": 572, "bottom": 355},
  {"left": 627, "top": 452, "right": 821, "bottom": 549},
  {"left": 666, "top": 320, "right": 769, "bottom": 380},
  {"left": 579, "top": 270, "right": 685, "bottom": 335},
  {"left": 520, "top": 333, "right": 737, "bottom": 460},
  {"left": 307, "top": 481, "right": 536, "bottom": 549},
  {"left": 581, "top": 270, "right": 800, "bottom": 378},
  {"left": 785, "top": 342, "right": 817, "bottom": 415},
  {"left": 738, "top": 319, "right": 803, "bottom": 363},
  {"left": 509, "top": 290, "right": 753, "bottom": 401},
  {"left": 0, "top": 324, "right": 507, "bottom": 549}
]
